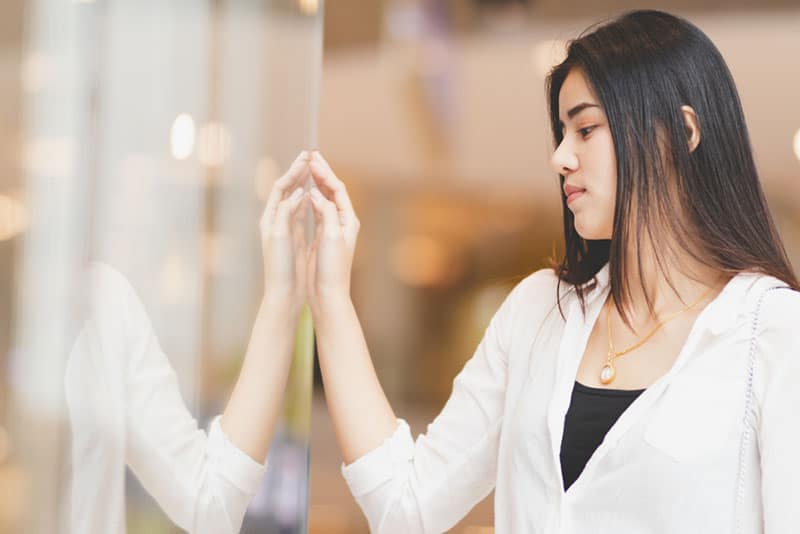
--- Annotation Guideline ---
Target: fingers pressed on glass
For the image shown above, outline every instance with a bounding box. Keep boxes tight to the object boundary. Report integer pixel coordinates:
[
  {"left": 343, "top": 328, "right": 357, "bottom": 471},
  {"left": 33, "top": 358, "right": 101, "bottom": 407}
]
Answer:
[
  {"left": 290, "top": 195, "right": 310, "bottom": 248},
  {"left": 272, "top": 187, "right": 306, "bottom": 235},
  {"left": 264, "top": 151, "right": 311, "bottom": 221},
  {"left": 308, "top": 153, "right": 353, "bottom": 209},
  {"left": 290, "top": 193, "right": 309, "bottom": 229},
  {"left": 309, "top": 188, "right": 342, "bottom": 237},
  {"left": 308, "top": 153, "right": 359, "bottom": 234}
]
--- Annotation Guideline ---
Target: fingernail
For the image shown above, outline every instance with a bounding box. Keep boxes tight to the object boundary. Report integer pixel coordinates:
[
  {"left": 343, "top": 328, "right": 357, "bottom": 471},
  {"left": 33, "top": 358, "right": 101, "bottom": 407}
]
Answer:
[{"left": 290, "top": 187, "right": 303, "bottom": 199}]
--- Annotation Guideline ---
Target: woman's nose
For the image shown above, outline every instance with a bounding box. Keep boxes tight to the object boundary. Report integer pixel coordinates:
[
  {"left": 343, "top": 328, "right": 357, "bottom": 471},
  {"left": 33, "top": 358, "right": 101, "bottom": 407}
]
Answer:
[{"left": 550, "top": 141, "right": 578, "bottom": 176}]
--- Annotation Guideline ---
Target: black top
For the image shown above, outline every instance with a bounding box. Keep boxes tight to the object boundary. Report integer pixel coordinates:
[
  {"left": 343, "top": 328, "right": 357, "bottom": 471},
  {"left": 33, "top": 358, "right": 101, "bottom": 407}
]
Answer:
[{"left": 559, "top": 380, "right": 646, "bottom": 491}]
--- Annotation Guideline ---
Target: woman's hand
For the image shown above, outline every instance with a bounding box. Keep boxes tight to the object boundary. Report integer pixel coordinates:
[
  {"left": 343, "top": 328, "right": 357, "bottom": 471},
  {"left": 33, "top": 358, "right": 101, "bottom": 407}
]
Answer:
[
  {"left": 305, "top": 150, "right": 360, "bottom": 308},
  {"left": 259, "top": 150, "right": 311, "bottom": 310},
  {"left": 300, "top": 152, "right": 398, "bottom": 466},
  {"left": 222, "top": 151, "right": 313, "bottom": 466}
]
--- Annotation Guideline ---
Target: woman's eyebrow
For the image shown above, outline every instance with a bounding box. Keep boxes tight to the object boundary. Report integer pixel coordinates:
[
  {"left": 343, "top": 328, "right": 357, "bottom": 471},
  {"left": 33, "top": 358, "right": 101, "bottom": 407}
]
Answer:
[{"left": 558, "top": 102, "right": 600, "bottom": 130}]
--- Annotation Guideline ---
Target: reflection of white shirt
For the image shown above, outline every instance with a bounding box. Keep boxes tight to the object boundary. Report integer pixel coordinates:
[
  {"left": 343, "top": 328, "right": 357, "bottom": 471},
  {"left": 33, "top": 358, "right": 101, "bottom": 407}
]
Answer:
[
  {"left": 65, "top": 262, "right": 266, "bottom": 533},
  {"left": 342, "top": 262, "right": 800, "bottom": 533}
]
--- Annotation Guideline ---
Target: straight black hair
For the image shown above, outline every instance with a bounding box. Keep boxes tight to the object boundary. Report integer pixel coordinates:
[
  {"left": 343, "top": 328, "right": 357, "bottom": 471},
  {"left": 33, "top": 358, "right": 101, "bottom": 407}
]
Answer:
[{"left": 545, "top": 9, "right": 799, "bottom": 329}]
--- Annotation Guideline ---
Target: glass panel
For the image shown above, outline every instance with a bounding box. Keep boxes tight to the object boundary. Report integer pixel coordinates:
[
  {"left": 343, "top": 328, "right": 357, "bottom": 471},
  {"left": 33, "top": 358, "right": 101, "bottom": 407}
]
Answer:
[{"left": 4, "top": 0, "right": 323, "bottom": 532}]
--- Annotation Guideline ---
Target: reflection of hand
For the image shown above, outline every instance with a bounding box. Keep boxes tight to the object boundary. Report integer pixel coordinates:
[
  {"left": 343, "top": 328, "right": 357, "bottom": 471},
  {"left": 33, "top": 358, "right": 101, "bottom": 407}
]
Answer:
[
  {"left": 304, "top": 150, "right": 360, "bottom": 309},
  {"left": 259, "top": 151, "right": 310, "bottom": 310}
]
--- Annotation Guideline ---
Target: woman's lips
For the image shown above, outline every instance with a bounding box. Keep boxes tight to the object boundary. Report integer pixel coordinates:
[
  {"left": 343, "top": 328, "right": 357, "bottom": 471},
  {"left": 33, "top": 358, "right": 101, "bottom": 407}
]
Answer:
[{"left": 566, "top": 190, "right": 585, "bottom": 205}]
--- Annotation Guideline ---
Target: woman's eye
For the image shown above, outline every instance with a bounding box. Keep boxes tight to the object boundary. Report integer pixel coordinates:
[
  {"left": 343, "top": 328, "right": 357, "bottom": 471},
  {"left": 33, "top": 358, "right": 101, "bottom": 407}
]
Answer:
[{"left": 578, "top": 126, "right": 596, "bottom": 138}]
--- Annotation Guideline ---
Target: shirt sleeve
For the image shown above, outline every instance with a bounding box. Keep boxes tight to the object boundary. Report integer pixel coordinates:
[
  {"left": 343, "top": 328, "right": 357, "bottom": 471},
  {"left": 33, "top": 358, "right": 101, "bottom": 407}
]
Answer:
[
  {"left": 112, "top": 265, "right": 267, "bottom": 533},
  {"left": 755, "top": 287, "right": 800, "bottom": 533},
  {"left": 341, "top": 269, "right": 555, "bottom": 533}
]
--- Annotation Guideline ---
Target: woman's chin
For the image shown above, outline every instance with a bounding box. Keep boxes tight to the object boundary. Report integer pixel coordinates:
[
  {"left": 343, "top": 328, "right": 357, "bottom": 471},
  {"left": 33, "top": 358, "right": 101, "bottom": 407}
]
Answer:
[
  {"left": 574, "top": 221, "right": 609, "bottom": 241},
  {"left": 573, "top": 222, "right": 591, "bottom": 240}
]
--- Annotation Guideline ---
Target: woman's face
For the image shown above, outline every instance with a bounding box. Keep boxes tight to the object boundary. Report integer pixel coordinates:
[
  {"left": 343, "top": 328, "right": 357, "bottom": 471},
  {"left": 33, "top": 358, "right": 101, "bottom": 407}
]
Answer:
[{"left": 550, "top": 68, "right": 617, "bottom": 240}]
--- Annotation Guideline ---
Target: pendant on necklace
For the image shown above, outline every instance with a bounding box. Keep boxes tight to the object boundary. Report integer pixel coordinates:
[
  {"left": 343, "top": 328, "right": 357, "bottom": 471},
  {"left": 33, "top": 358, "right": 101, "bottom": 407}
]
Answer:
[{"left": 600, "top": 358, "right": 616, "bottom": 385}]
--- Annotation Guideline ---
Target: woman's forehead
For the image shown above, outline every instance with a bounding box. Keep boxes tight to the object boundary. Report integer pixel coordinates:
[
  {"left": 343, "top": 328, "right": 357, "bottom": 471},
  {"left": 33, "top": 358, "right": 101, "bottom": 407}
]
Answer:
[
  {"left": 558, "top": 69, "right": 604, "bottom": 126},
  {"left": 559, "top": 69, "right": 599, "bottom": 111}
]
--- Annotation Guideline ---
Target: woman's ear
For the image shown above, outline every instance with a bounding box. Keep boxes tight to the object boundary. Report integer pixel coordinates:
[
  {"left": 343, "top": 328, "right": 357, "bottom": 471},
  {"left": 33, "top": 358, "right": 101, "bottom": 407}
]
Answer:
[{"left": 681, "top": 105, "right": 701, "bottom": 153}]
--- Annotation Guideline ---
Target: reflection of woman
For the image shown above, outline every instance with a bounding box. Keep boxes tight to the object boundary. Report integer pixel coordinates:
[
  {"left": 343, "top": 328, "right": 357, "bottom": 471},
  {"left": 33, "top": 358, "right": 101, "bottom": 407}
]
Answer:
[
  {"left": 65, "top": 152, "right": 311, "bottom": 533},
  {"left": 303, "top": 11, "right": 800, "bottom": 533}
]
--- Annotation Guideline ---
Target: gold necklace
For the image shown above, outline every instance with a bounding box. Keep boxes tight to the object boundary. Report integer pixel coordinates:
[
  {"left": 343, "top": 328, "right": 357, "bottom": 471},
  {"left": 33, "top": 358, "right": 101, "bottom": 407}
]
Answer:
[{"left": 599, "top": 284, "right": 717, "bottom": 385}]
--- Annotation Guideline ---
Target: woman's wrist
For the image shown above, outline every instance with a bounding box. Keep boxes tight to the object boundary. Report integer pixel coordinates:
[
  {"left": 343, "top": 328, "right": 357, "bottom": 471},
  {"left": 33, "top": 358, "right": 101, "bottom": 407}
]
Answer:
[
  {"left": 309, "top": 291, "right": 353, "bottom": 323},
  {"left": 261, "top": 289, "right": 304, "bottom": 318}
]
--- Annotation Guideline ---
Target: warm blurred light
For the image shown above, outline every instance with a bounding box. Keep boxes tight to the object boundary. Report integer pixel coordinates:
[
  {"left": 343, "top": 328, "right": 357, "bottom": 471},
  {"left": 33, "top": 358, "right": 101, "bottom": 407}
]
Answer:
[
  {"left": 462, "top": 527, "right": 495, "bottom": 534},
  {"left": 170, "top": 113, "right": 196, "bottom": 160},
  {"left": 23, "top": 137, "right": 75, "bottom": 178},
  {"left": 390, "top": 234, "right": 462, "bottom": 287},
  {"left": 0, "top": 195, "right": 29, "bottom": 241},
  {"left": 197, "top": 121, "right": 231, "bottom": 167},
  {"left": 298, "top": 0, "right": 319, "bottom": 15},
  {"left": 255, "top": 157, "right": 280, "bottom": 202},
  {"left": 531, "top": 40, "right": 566, "bottom": 76},
  {"left": 793, "top": 128, "right": 800, "bottom": 162}
]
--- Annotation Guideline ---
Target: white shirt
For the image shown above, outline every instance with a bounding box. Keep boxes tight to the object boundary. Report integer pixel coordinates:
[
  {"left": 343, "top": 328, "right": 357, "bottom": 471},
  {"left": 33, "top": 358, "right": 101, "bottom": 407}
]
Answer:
[
  {"left": 341, "top": 262, "right": 800, "bottom": 533},
  {"left": 65, "top": 262, "right": 267, "bottom": 533}
]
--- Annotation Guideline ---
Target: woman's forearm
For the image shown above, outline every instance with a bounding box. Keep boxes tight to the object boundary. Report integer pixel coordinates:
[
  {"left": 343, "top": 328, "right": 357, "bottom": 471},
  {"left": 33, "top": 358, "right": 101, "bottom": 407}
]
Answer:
[
  {"left": 220, "top": 293, "right": 300, "bottom": 463},
  {"left": 312, "top": 295, "right": 398, "bottom": 464}
]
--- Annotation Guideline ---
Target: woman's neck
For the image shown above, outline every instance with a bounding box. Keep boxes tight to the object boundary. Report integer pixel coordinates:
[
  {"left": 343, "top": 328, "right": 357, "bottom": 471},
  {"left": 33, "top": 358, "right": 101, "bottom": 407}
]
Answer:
[{"left": 617, "top": 241, "right": 729, "bottom": 330}]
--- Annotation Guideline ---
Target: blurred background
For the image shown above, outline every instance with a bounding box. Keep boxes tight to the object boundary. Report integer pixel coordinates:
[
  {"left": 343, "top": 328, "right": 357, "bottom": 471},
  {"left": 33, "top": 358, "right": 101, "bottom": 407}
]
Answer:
[{"left": 0, "top": 0, "right": 798, "bottom": 533}]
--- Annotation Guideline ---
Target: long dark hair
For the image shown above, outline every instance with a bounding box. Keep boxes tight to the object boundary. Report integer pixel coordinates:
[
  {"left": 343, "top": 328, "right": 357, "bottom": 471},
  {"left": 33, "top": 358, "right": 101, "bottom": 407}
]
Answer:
[{"left": 545, "top": 9, "right": 799, "bottom": 329}]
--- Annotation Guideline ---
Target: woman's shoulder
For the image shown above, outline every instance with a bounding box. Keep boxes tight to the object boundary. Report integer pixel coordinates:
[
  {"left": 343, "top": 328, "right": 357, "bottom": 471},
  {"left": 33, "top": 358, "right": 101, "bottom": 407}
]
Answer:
[
  {"left": 84, "top": 261, "right": 151, "bottom": 328},
  {"left": 751, "top": 278, "right": 800, "bottom": 333},
  {"left": 743, "top": 278, "right": 800, "bottom": 405},
  {"left": 496, "top": 267, "right": 572, "bottom": 325},
  {"left": 507, "top": 267, "right": 561, "bottom": 306},
  {"left": 85, "top": 262, "right": 136, "bottom": 304},
  {"left": 741, "top": 275, "right": 800, "bottom": 370},
  {"left": 517, "top": 266, "right": 560, "bottom": 290},
  {"left": 488, "top": 268, "right": 575, "bottom": 360},
  {"left": 512, "top": 266, "right": 595, "bottom": 306}
]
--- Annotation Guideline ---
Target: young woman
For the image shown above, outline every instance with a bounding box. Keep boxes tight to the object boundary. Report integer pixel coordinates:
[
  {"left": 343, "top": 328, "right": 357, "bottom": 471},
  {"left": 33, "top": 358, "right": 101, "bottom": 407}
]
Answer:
[
  {"left": 65, "top": 152, "right": 311, "bottom": 533},
  {"left": 301, "top": 10, "right": 800, "bottom": 533}
]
